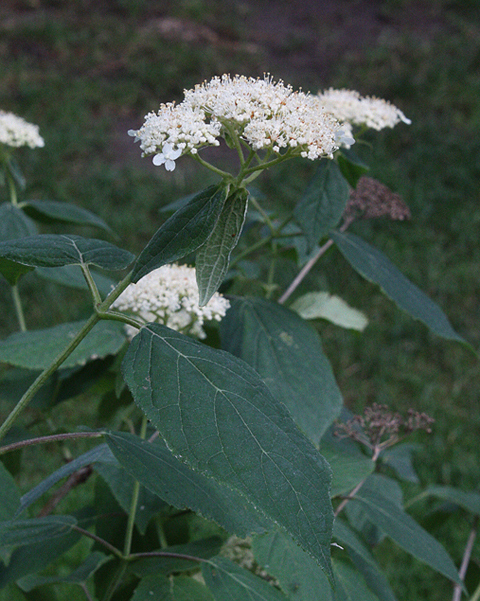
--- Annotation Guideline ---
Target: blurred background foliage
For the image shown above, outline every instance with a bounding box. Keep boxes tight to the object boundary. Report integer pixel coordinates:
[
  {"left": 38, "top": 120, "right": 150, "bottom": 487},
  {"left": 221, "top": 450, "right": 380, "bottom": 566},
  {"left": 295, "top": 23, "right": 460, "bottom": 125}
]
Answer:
[{"left": 0, "top": 1, "right": 479, "bottom": 598}]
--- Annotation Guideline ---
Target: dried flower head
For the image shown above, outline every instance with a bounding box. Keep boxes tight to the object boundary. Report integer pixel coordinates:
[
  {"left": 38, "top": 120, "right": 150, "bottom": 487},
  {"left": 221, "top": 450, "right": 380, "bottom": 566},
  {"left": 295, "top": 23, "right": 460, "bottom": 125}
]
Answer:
[
  {"left": 318, "top": 88, "right": 411, "bottom": 139},
  {"left": 220, "top": 536, "right": 279, "bottom": 586},
  {"left": 335, "top": 403, "right": 434, "bottom": 455},
  {"left": 343, "top": 176, "right": 411, "bottom": 222},
  {"left": 129, "top": 74, "right": 346, "bottom": 170},
  {"left": 111, "top": 263, "right": 230, "bottom": 339},
  {"left": 0, "top": 110, "right": 45, "bottom": 149}
]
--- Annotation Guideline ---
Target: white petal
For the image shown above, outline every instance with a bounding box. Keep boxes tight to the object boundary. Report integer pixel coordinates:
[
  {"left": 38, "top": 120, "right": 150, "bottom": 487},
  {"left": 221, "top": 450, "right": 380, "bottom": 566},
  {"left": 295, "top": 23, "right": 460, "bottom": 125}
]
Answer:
[
  {"left": 152, "top": 153, "right": 166, "bottom": 166},
  {"left": 165, "top": 160, "right": 176, "bottom": 171}
]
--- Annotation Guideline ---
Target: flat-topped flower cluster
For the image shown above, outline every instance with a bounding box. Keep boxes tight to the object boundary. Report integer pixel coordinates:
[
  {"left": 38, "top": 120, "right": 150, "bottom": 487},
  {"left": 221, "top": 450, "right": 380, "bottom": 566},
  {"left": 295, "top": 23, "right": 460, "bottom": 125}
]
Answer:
[
  {"left": 0, "top": 110, "right": 44, "bottom": 149},
  {"left": 129, "top": 75, "right": 346, "bottom": 170},
  {"left": 112, "top": 264, "right": 230, "bottom": 339},
  {"left": 318, "top": 88, "right": 411, "bottom": 132}
]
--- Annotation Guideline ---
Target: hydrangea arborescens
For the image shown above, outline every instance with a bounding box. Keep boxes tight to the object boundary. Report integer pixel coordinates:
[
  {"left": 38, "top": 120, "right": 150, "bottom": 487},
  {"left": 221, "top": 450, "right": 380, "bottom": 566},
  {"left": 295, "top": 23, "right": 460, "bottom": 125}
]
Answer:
[
  {"left": 317, "top": 88, "right": 411, "bottom": 147},
  {"left": 111, "top": 263, "right": 230, "bottom": 339},
  {"left": 129, "top": 74, "right": 349, "bottom": 171},
  {"left": 0, "top": 110, "right": 44, "bottom": 149}
]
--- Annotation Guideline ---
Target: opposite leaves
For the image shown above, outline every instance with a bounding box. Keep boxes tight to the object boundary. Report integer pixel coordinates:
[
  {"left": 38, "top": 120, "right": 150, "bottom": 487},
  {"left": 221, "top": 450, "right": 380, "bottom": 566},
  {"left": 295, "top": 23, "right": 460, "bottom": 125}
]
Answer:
[{"left": 122, "top": 324, "right": 334, "bottom": 578}]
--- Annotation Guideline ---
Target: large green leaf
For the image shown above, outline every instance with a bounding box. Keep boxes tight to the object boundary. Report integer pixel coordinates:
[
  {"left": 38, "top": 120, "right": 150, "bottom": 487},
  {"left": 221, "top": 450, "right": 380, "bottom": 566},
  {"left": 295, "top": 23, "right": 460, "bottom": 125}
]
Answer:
[
  {"left": 333, "top": 560, "right": 381, "bottom": 601},
  {"left": 202, "top": 557, "right": 287, "bottom": 601},
  {"left": 330, "top": 231, "right": 464, "bottom": 343},
  {"left": 132, "top": 574, "right": 214, "bottom": 601},
  {"left": 106, "top": 431, "right": 273, "bottom": 536},
  {"left": 21, "top": 199, "right": 112, "bottom": 232},
  {"left": 36, "top": 264, "right": 116, "bottom": 296},
  {"left": 196, "top": 188, "right": 248, "bottom": 306},
  {"left": 132, "top": 184, "right": 229, "bottom": 282},
  {"left": 424, "top": 486, "right": 480, "bottom": 516},
  {"left": 353, "top": 477, "right": 462, "bottom": 585},
  {"left": 122, "top": 324, "right": 334, "bottom": 577},
  {"left": 0, "top": 516, "right": 77, "bottom": 550},
  {"left": 0, "top": 320, "right": 126, "bottom": 370},
  {"left": 0, "top": 203, "right": 37, "bottom": 242},
  {"left": 0, "top": 463, "right": 21, "bottom": 521},
  {"left": 333, "top": 520, "right": 397, "bottom": 601},
  {"left": 252, "top": 531, "right": 334, "bottom": 600},
  {"left": 294, "top": 161, "right": 349, "bottom": 249},
  {"left": 0, "top": 234, "right": 134, "bottom": 271},
  {"left": 221, "top": 297, "right": 342, "bottom": 444}
]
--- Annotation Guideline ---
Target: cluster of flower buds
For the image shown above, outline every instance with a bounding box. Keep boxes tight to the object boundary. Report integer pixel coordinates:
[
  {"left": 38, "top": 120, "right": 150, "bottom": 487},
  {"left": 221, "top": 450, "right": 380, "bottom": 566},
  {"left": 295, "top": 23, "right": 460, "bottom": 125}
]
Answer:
[{"left": 0, "top": 110, "right": 44, "bottom": 150}]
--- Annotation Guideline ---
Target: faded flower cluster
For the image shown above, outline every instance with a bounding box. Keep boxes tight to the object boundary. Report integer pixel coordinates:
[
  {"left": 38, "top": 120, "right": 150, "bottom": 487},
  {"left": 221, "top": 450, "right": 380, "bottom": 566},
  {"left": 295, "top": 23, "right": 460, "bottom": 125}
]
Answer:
[
  {"left": 112, "top": 263, "right": 230, "bottom": 339},
  {"left": 0, "top": 110, "right": 45, "bottom": 150},
  {"left": 129, "top": 75, "right": 347, "bottom": 170},
  {"left": 318, "top": 88, "right": 411, "bottom": 145}
]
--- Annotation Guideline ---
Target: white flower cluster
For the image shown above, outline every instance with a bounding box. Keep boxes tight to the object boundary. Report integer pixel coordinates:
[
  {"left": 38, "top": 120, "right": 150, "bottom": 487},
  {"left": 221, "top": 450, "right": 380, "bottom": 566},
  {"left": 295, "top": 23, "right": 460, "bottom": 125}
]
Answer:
[
  {"left": 318, "top": 88, "right": 411, "bottom": 135},
  {"left": 0, "top": 110, "right": 44, "bottom": 149},
  {"left": 129, "top": 75, "right": 345, "bottom": 170},
  {"left": 112, "top": 263, "right": 230, "bottom": 340}
]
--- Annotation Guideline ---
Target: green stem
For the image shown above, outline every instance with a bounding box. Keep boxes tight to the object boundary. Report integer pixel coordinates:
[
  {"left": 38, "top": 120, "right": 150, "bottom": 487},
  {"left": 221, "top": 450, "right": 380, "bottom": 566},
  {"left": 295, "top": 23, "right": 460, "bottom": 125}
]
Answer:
[
  {"left": 81, "top": 264, "right": 102, "bottom": 306},
  {"left": 0, "top": 431, "right": 104, "bottom": 455},
  {"left": 72, "top": 525, "right": 124, "bottom": 560},
  {"left": 7, "top": 171, "right": 18, "bottom": 206},
  {"left": 11, "top": 284, "right": 27, "bottom": 332},
  {"left": 0, "top": 271, "right": 133, "bottom": 443},
  {"left": 249, "top": 195, "right": 276, "bottom": 236},
  {"left": 191, "top": 153, "right": 231, "bottom": 179}
]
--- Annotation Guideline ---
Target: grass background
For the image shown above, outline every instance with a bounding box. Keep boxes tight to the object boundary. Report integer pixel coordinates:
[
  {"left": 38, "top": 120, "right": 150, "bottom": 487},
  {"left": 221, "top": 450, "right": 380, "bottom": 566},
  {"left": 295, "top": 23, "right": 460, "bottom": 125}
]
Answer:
[{"left": 0, "top": 0, "right": 479, "bottom": 599}]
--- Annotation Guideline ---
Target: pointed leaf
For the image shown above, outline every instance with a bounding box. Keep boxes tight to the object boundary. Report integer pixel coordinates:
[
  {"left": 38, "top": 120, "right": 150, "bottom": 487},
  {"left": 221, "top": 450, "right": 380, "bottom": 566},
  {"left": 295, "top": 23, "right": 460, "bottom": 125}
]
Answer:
[
  {"left": 196, "top": 188, "right": 248, "bottom": 306},
  {"left": 35, "top": 264, "right": 116, "bottom": 295},
  {"left": 132, "top": 184, "right": 229, "bottom": 282},
  {"left": 353, "top": 477, "right": 462, "bottom": 585},
  {"left": 333, "top": 560, "right": 381, "bottom": 601},
  {"left": 106, "top": 431, "right": 272, "bottom": 536},
  {"left": 291, "top": 291, "right": 368, "bottom": 331},
  {"left": 122, "top": 324, "right": 334, "bottom": 577},
  {"left": 0, "top": 462, "right": 21, "bottom": 521},
  {"left": 294, "top": 161, "right": 349, "bottom": 249},
  {"left": 0, "top": 516, "right": 77, "bottom": 550},
  {"left": 21, "top": 199, "right": 112, "bottom": 232},
  {"left": 0, "top": 234, "right": 134, "bottom": 271},
  {"left": 221, "top": 297, "right": 342, "bottom": 444},
  {"left": 202, "top": 557, "right": 288, "bottom": 601},
  {"left": 0, "top": 203, "right": 37, "bottom": 242},
  {"left": 319, "top": 438, "right": 374, "bottom": 498},
  {"left": 425, "top": 486, "right": 480, "bottom": 516},
  {"left": 252, "top": 531, "right": 334, "bottom": 600},
  {"left": 0, "top": 320, "right": 126, "bottom": 370},
  {"left": 331, "top": 231, "right": 464, "bottom": 343},
  {"left": 337, "top": 149, "right": 370, "bottom": 188}
]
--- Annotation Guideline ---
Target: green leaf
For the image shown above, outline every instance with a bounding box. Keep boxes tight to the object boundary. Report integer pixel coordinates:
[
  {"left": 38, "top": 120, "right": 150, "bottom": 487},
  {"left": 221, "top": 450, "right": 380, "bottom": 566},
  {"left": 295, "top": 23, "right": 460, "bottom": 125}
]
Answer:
[
  {"left": 0, "top": 462, "right": 21, "bottom": 521},
  {"left": 36, "top": 264, "right": 116, "bottom": 296},
  {"left": 333, "top": 559, "right": 381, "bottom": 601},
  {"left": 122, "top": 324, "right": 334, "bottom": 577},
  {"left": 291, "top": 291, "right": 368, "bottom": 331},
  {"left": 106, "top": 431, "right": 273, "bottom": 536},
  {"left": 0, "top": 516, "right": 77, "bottom": 550},
  {"left": 0, "top": 203, "right": 37, "bottom": 242},
  {"left": 294, "top": 161, "right": 349, "bottom": 249},
  {"left": 202, "top": 557, "right": 288, "bottom": 601},
  {"left": 131, "top": 538, "right": 223, "bottom": 577},
  {"left": 21, "top": 199, "right": 112, "bottom": 232},
  {"left": 0, "top": 259, "right": 34, "bottom": 285},
  {"left": 382, "top": 443, "right": 420, "bottom": 484},
  {"left": 221, "top": 297, "right": 342, "bottom": 444},
  {"left": 337, "top": 149, "right": 370, "bottom": 188},
  {"left": 0, "top": 320, "right": 126, "bottom": 370},
  {"left": 353, "top": 477, "right": 462, "bottom": 585},
  {"left": 17, "top": 552, "right": 110, "bottom": 591},
  {"left": 333, "top": 520, "right": 397, "bottom": 601},
  {"left": 132, "top": 184, "right": 229, "bottom": 282},
  {"left": 0, "top": 234, "right": 134, "bottom": 271},
  {"left": 131, "top": 574, "right": 214, "bottom": 601},
  {"left": 331, "top": 230, "right": 464, "bottom": 343},
  {"left": 424, "top": 486, "right": 480, "bottom": 516},
  {"left": 252, "top": 531, "right": 334, "bottom": 600},
  {"left": 94, "top": 459, "right": 167, "bottom": 535},
  {"left": 196, "top": 188, "right": 248, "bottom": 306},
  {"left": 5, "top": 157, "right": 26, "bottom": 191}
]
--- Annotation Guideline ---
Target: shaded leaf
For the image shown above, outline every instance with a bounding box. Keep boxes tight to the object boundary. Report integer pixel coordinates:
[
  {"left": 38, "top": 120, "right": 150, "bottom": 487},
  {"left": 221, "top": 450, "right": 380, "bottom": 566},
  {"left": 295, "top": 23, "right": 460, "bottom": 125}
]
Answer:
[
  {"left": 331, "top": 231, "right": 464, "bottom": 343},
  {"left": 21, "top": 199, "right": 112, "bottom": 232},
  {"left": 221, "top": 297, "right": 342, "bottom": 444},
  {"left": 0, "top": 203, "right": 37, "bottom": 242},
  {"left": 0, "top": 320, "right": 126, "bottom": 370},
  {"left": 319, "top": 438, "right": 374, "bottom": 498},
  {"left": 291, "top": 291, "right": 368, "bottom": 331},
  {"left": 106, "top": 431, "right": 273, "bottom": 537},
  {"left": 0, "top": 462, "right": 21, "bottom": 521},
  {"left": 202, "top": 557, "right": 287, "bottom": 601},
  {"left": 0, "top": 258, "right": 34, "bottom": 286},
  {"left": 0, "top": 516, "right": 77, "bottom": 550},
  {"left": 337, "top": 149, "right": 370, "bottom": 188},
  {"left": 294, "top": 161, "right": 349, "bottom": 249},
  {"left": 382, "top": 443, "right": 420, "bottom": 484},
  {"left": 196, "top": 188, "right": 248, "bottom": 306},
  {"left": 333, "top": 559, "right": 381, "bottom": 601},
  {"left": 122, "top": 324, "right": 334, "bottom": 577},
  {"left": 424, "top": 486, "right": 480, "bottom": 516},
  {"left": 131, "top": 574, "right": 214, "bottom": 601},
  {"left": 36, "top": 264, "right": 116, "bottom": 296},
  {"left": 252, "top": 531, "right": 334, "bottom": 600},
  {"left": 132, "top": 184, "right": 229, "bottom": 282},
  {"left": 0, "top": 234, "right": 134, "bottom": 271}
]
